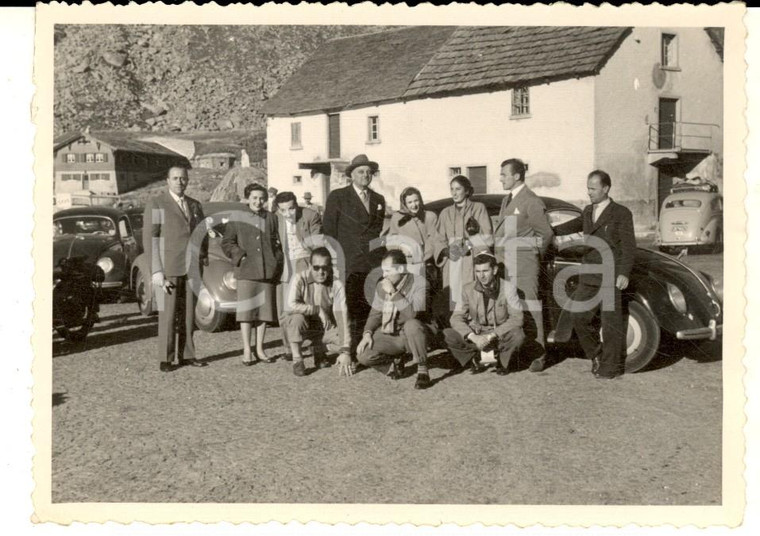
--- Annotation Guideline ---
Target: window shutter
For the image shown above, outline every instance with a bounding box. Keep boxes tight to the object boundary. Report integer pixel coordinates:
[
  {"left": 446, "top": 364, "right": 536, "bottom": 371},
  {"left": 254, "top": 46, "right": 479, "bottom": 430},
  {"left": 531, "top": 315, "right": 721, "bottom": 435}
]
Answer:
[{"left": 103, "top": 153, "right": 108, "bottom": 163}]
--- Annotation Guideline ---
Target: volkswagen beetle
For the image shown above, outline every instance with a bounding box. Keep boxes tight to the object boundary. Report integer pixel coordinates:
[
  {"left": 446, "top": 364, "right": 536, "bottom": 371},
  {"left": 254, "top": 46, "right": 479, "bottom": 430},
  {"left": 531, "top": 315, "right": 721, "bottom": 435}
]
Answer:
[
  {"left": 654, "top": 183, "right": 723, "bottom": 254},
  {"left": 426, "top": 194, "right": 723, "bottom": 372}
]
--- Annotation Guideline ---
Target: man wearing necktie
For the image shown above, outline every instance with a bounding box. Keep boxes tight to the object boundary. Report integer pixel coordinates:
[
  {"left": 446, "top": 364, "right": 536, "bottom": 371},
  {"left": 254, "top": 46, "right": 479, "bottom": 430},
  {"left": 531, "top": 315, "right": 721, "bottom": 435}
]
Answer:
[
  {"left": 143, "top": 165, "right": 208, "bottom": 372},
  {"left": 323, "top": 154, "right": 386, "bottom": 358},
  {"left": 572, "top": 170, "right": 636, "bottom": 379},
  {"left": 495, "top": 158, "right": 554, "bottom": 373}
]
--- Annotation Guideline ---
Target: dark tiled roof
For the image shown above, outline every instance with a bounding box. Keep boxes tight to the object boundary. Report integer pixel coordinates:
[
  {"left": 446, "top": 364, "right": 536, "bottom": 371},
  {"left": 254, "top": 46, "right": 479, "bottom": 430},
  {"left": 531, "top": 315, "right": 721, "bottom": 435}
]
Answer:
[
  {"left": 263, "top": 26, "right": 631, "bottom": 115},
  {"left": 405, "top": 26, "right": 631, "bottom": 98},
  {"left": 705, "top": 27, "right": 724, "bottom": 61},
  {"left": 261, "top": 26, "right": 458, "bottom": 115},
  {"left": 54, "top": 131, "right": 188, "bottom": 159}
]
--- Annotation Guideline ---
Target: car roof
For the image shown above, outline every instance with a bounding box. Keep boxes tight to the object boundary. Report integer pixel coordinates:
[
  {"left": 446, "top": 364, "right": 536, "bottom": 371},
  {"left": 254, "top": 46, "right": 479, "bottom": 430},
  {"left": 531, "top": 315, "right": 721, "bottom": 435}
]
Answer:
[
  {"left": 425, "top": 193, "right": 581, "bottom": 213},
  {"left": 54, "top": 206, "right": 126, "bottom": 219},
  {"left": 664, "top": 190, "right": 721, "bottom": 201}
]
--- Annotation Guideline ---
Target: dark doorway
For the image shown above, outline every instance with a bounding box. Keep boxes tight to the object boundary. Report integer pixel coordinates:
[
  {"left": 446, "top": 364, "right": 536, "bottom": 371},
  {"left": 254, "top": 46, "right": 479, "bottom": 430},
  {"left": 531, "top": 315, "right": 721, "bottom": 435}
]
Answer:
[
  {"left": 467, "top": 166, "right": 488, "bottom": 194},
  {"left": 328, "top": 113, "right": 341, "bottom": 159},
  {"left": 658, "top": 98, "right": 678, "bottom": 149}
]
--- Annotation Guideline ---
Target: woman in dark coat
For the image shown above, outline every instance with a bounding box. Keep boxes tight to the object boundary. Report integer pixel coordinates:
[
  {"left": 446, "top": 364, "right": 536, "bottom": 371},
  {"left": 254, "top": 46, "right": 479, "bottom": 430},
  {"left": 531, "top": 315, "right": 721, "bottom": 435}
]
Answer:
[{"left": 222, "top": 183, "right": 283, "bottom": 365}]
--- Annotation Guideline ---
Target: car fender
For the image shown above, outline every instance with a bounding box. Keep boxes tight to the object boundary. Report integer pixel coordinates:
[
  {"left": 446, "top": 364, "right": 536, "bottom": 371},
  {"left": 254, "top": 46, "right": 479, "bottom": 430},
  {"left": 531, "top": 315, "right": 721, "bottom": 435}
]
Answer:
[{"left": 201, "top": 258, "right": 238, "bottom": 310}]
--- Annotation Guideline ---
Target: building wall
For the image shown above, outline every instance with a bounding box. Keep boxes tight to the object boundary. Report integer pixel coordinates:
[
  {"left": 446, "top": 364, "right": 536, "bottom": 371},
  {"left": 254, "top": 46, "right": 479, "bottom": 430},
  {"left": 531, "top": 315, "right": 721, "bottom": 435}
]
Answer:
[
  {"left": 594, "top": 27, "right": 724, "bottom": 230},
  {"left": 267, "top": 77, "right": 596, "bottom": 211},
  {"left": 54, "top": 139, "right": 116, "bottom": 195}
]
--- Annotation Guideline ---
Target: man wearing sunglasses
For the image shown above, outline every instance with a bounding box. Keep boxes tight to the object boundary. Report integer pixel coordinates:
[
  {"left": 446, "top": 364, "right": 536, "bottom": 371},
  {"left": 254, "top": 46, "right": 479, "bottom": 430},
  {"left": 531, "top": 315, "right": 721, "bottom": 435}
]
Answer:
[{"left": 280, "top": 247, "right": 352, "bottom": 377}]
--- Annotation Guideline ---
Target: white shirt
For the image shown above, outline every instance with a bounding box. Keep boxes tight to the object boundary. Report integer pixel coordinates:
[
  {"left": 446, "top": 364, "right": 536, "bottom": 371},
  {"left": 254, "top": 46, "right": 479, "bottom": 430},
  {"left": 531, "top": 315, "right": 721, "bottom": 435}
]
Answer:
[
  {"left": 509, "top": 183, "right": 526, "bottom": 198},
  {"left": 168, "top": 190, "right": 187, "bottom": 215},
  {"left": 353, "top": 184, "right": 369, "bottom": 200},
  {"left": 593, "top": 198, "right": 611, "bottom": 223},
  {"left": 285, "top": 219, "right": 308, "bottom": 260}
]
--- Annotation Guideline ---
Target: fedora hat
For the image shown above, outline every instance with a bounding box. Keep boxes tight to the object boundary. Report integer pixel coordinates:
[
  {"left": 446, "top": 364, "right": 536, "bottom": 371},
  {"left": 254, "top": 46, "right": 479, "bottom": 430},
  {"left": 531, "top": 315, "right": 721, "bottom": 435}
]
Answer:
[
  {"left": 303, "top": 191, "right": 313, "bottom": 199},
  {"left": 344, "top": 154, "right": 379, "bottom": 177}
]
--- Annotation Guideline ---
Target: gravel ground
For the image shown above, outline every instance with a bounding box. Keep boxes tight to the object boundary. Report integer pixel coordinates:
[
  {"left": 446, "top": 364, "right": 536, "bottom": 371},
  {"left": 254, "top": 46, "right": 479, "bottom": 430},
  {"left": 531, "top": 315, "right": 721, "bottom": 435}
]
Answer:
[{"left": 51, "top": 250, "right": 723, "bottom": 505}]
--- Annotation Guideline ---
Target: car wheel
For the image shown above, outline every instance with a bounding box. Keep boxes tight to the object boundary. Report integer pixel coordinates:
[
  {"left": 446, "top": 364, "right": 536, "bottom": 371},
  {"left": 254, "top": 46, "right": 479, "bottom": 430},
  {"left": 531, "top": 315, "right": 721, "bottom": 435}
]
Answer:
[
  {"left": 195, "top": 286, "right": 227, "bottom": 332},
  {"left": 623, "top": 300, "right": 661, "bottom": 373},
  {"left": 135, "top": 269, "right": 154, "bottom": 317},
  {"left": 55, "top": 306, "right": 96, "bottom": 343}
]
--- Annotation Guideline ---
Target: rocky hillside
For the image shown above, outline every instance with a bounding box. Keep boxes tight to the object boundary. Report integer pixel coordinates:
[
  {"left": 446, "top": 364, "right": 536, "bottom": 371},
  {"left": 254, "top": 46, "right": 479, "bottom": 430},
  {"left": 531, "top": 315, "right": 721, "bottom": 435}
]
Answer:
[{"left": 54, "top": 25, "right": 388, "bottom": 136}]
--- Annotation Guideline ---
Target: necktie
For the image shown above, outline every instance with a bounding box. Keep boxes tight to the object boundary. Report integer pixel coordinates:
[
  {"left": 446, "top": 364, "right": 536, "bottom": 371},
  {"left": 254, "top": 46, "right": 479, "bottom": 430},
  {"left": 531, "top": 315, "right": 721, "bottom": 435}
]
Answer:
[
  {"left": 360, "top": 190, "right": 370, "bottom": 212},
  {"left": 504, "top": 192, "right": 513, "bottom": 209},
  {"left": 178, "top": 197, "right": 188, "bottom": 218}
]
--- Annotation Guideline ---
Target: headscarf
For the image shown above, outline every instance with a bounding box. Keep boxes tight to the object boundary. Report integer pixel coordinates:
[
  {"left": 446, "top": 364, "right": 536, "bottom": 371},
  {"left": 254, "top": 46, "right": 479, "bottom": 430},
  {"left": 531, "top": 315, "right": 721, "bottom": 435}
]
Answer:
[{"left": 397, "top": 186, "right": 425, "bottom": 226}]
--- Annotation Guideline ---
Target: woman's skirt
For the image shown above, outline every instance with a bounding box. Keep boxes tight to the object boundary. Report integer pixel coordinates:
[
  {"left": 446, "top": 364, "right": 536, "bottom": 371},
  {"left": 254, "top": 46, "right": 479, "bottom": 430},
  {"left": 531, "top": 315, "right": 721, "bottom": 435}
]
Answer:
[{"left": 236, "top": 279, "right": 276, "bottom": 323}]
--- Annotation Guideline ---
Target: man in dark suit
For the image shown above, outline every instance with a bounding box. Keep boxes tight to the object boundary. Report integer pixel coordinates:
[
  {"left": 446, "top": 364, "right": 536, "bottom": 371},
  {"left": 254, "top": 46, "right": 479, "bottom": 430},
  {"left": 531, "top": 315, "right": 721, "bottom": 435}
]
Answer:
[
  {"left": 495, "top": 158, "right": 554, "bottom": 372},
  {"left": 274, "top": 190, "right": 324, "bottom": 363},
  {"left": 143, "top": 165, "right": 208, "bottom": 372},
  {"left": 322, "top": 154, "right": 386, "bottom": 356},
  {"left": 572, "top": 169, "right": 636, "bottom": 379}
]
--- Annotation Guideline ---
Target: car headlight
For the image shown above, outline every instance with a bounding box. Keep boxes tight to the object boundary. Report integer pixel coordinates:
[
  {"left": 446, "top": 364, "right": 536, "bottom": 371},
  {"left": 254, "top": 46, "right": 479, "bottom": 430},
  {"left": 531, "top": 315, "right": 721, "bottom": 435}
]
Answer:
[
  {"left": 222, "top": 270, "right": 237, "bottom": 290},
  {"left": 667, "top": 282, "right": 688, "bottom": 314},
  {"left": 96, "top": 257, "right": 114, "bottom": 274}
]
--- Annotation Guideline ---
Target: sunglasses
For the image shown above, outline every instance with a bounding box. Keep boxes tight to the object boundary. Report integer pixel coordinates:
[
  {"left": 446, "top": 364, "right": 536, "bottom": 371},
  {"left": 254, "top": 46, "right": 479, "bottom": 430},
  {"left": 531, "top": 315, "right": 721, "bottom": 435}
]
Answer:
[{"left": 312, "top": 265, "right": 331, "bottom": 272}]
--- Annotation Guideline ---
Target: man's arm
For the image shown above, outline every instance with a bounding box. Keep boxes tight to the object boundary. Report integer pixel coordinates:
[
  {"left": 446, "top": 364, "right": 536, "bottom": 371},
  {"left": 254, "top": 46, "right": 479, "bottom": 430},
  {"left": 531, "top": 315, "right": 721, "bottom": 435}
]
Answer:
[
  {"left": 286, "top": 274, "right": 320, "bottom": 317},
  {"left": 449, "top": 287, "right": 473, "bottom": 338},
  {"left": 617, "top": 205, "right": 636, "bottom": 280},
  {"left": 528, "top": 197, "right": 554, "bottom": 258},
  {"left": 494, "top": 280, "right": 524, "bottom": 337},
  {"left": 322, "top": 191, "right": 339, "bottom": 239},
  {"left": 362, "top": 284, "right": 383, "bottom": 335}
]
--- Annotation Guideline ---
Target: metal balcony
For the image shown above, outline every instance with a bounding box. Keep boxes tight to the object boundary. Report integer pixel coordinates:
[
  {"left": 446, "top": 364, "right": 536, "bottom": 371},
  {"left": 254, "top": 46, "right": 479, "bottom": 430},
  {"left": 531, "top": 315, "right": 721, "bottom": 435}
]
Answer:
[{"left": 647, "top": 121, "right": 719, "bottom": 153}]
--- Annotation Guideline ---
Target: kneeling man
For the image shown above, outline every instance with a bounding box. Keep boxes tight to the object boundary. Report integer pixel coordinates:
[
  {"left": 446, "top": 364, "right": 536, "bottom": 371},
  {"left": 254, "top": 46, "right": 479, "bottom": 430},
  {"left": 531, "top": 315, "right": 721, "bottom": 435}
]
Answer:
[
  {"left": 444, "top": 253, "right": 524, "bottom": 374},
  {"left": 356, "top": 249, "right": 432, "bottom": 390},
  {"left": 281, "top": 247, "right": 351, "bottom": 377}
]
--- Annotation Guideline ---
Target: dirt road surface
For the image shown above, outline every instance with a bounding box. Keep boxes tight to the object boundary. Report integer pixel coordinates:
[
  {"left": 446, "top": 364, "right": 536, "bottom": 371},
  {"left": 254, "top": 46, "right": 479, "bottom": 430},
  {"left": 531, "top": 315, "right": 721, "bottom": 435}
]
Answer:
[{"left": 51, "top": 251, "right": 723, "bottom": 504}]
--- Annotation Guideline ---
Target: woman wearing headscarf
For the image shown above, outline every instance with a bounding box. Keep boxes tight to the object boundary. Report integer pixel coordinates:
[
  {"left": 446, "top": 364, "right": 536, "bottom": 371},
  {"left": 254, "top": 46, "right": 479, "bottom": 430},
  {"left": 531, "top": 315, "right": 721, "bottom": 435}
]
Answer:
[
  {"left": 382, "top": 187, "right": 440, "bottom": 304},
  {"left": 434, "top": 175, "right": 493, "bottom": 317}
]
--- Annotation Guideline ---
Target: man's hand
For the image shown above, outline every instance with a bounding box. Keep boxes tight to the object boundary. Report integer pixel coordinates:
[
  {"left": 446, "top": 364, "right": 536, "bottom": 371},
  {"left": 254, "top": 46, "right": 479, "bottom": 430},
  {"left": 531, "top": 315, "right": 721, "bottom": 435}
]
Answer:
[
  {"left": 356, "top": 332, "right": 373, "bottom": 356},
  {"left": 448, "top": 243, "right": 463, "bottom": 262},
  {"left": 152, "top": 272, "right": 174, "bottom": 294},
  {"left": 380, "top": 279, "right": 396, "bottom": 295},
  {"left": 616, "top": 275, "right": 629, "bottom": 290},
  {"left": 469, "top": 333, "right": 490, "bottom": 350},
  {"left": 336, "top": 352, "right": 354, "bottom": 377},
  {"left": 318, "top": 307, "right": 333, "bottom": 330}
]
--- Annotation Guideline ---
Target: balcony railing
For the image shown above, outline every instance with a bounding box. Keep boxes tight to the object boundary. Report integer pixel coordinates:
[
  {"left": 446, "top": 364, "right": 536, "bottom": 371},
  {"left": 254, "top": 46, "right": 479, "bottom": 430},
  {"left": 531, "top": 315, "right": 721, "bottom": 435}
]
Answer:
[{"left": 647, "top": 121, "right": 720, "bottom": 152}]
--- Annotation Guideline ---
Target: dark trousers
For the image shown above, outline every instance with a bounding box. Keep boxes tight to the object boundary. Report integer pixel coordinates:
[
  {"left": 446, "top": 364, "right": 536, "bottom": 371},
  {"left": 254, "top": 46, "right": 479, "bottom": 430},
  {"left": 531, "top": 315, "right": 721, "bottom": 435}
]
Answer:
[
  {"left": 511, "top": 251, "right": 545, "bottom": 361},
  {"left": 443, "top": 327, "right": 525, "bottom": 369},
  {"left": 357, "top": 319, "right": 429, "bottom": 371},
  {"left": 346, "top": 271, "right": 371, "bottom": 356},
  {"left": 156, "top": 275, "right": 197, "bottom": 364},
  {"left": 571, "top": 282, "right": 625, "bottom": 376}
]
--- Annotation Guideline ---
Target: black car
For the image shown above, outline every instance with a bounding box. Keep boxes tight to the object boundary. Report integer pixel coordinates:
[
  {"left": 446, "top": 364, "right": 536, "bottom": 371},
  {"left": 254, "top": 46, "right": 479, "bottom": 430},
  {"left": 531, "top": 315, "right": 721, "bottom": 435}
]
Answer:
[
  {"left": 426, "top": 194, "right": 723, "bottom": 372},
  {"left": 54, "top": 206, "right": 141, "bottom": 301}
]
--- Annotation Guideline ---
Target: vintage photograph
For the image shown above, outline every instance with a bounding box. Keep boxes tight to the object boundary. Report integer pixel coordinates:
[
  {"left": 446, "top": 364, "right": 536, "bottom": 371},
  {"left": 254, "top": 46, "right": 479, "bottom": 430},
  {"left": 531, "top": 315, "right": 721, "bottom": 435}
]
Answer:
[{"left": 32, "top": 2, "right": 746, "bottom": 527}]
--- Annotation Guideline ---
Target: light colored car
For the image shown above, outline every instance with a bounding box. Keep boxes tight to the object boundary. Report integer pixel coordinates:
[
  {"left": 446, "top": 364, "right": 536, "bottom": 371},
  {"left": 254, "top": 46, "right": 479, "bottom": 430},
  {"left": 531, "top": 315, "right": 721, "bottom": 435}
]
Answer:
[{"left": 655, "top": 184, "right": 723, "bottom": 254}]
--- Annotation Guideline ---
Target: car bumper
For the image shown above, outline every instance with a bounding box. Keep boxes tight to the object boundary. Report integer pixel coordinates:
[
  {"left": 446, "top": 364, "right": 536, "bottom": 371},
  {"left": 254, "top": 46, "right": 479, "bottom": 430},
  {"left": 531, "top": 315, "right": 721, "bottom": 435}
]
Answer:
[
  {"left": 100, "top": 281, "right": 125, "bottom": 289},
  {"left": 676, "top": 319, "right": 722, "bottom": 341}
]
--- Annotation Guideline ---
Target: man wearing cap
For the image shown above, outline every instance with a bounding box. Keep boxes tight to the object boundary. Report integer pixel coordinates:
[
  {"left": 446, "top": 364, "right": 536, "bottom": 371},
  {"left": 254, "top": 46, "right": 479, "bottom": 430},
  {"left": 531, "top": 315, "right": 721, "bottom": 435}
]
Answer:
[
  {"left": 303, "top": 191, "right": 320, "bottom": 213},
  {"left": 323, "top": 154, "right": 386, "bottom": 357},
  {"left": 267, "top": 186, "right": 278, "bottom": 212}
]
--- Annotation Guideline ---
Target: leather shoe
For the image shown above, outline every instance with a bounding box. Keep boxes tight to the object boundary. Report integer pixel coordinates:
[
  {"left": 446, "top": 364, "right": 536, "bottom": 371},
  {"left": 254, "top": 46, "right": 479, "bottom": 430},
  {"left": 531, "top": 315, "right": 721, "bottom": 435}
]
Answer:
[
  {"left": 470, "top": 359, "right": 485, "bottom": 374},
  {"left": 494, "top": 365, "right": 510, "bottom": 376},
  {"left": 282, "top": 353, "right": 293, "bottom": 362},
  {"left": 242, "top": 359, "right": 255, "bottom": 367},
  {"left": 387, "top": 358, "right": 405, "bottom": 380},
  {"left": 159, "top": 362, "right": 173, "bottom": 372},
  {"left": 179, "top": 359, "right": 207, "bottom": 368},
  {"left": 594, "top": 372, "right": 622, "bottom": 380},
  {"left": 414, "top": 373, "right": 432, "bottom": 390},
  {"left": 293, "top": 360, "right": 306, "bottom": 377},
  {"left": 529, "top": 357, "right": 546, "bottom": 372},
  {"left": 314, "top": 355, "right": 331, "bottom": 369}
]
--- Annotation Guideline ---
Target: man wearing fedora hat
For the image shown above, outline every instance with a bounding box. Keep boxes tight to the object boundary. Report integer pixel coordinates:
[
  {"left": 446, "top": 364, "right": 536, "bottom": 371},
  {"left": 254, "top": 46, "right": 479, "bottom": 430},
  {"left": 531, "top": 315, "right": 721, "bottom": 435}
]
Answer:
[
  {"left": 323, "top": 154, "right": 386, "bottom": 357},
  {"left": 302, "top": 191, "right": 321, "bottom": 214}
]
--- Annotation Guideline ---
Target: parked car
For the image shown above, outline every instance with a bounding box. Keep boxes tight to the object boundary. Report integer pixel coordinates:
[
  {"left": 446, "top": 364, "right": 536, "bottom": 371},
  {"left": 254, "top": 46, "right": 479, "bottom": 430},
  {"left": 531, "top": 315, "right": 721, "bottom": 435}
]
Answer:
[
  {"left": 654, "top": 183, "right": 723, "bottom": 254},
  {"left": 426, "top": 194, "right": 723, "bottom": 372},
  {"left": 54, "top": 206, "right": 141, "bottom": 301},
  {"left": 132, "top": 202, "right": 245, "bottom": 332},
  {"left": 123, "top": 206, "right": 145, "bottom": 255}
]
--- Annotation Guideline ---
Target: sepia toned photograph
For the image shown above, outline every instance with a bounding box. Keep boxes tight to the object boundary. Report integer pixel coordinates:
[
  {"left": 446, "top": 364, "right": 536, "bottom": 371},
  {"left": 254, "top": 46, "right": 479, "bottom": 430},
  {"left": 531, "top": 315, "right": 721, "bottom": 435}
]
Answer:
[{"left": 31, "top": 2, "right": 747, "bottom": 527}]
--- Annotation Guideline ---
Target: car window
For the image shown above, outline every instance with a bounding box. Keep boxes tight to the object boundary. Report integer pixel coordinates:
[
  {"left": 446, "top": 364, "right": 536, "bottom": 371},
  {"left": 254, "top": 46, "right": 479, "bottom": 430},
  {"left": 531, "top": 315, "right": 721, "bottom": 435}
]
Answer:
[
  {"left": 128, "top": 213, "right": 143, "bottom": 230},
  {"left": 548, "top": 209, "right": 581, "bottom": 228},
  {"left": 711, "top": 197, "right": 723, "bottom": 211},
  {"left": 55, "top": 216, "right": 116, "bottom": 236},
  {"left": 665, "top": 199, "right": 702, "bottom": 209},
  {"left": 118, "top": 217, "right": 132, "bottom": 238}
]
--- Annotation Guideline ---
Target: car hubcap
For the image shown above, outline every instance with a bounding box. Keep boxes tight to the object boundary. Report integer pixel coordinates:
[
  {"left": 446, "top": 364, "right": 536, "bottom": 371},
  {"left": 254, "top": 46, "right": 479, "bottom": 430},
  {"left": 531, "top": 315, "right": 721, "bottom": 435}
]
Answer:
[
  {"left": 196, "top": 287, "right": 215, "bottom": 323},
  {"left": 626, "top": 315, "right": 643, "bottom": 355}
]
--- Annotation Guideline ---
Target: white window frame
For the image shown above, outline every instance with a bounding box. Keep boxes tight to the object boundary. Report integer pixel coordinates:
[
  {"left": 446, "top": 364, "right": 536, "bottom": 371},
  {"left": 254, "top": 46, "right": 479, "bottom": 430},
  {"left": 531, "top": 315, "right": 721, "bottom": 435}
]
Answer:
[
  {"left": 367, "top": 115, "right": 380, "bottom": 144},
  {"left": 66, "top": 153, "right": 76, "bottom": 163},
  {"left": 293, "top": 175, "right": 302, "bottom": 184},
  {"left": 511, "top": 87, "right": 531, "bottom": 118},
  {"left": 85, "top": 153, "right": 95, "bottom": 163},
  {"left": 661, "top": 32, "right": 679, "bottom": 70},
  {"left": 95, "top": 153, "right": 106, "bottom": 163},
  {"left": 290, "top": 122, "right": 302, "bottom": 150}
]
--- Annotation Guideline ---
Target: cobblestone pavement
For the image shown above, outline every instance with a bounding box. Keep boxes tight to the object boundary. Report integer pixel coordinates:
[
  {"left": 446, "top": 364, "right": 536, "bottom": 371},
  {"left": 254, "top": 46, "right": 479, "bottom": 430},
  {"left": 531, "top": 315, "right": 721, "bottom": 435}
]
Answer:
[{"left": 51, "top": 250, "right": 723, "bottom": 504}]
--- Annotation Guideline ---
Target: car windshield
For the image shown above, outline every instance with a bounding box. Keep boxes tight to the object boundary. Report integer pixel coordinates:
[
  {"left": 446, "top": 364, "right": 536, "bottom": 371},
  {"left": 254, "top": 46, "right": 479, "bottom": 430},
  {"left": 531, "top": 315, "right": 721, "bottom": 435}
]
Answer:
[
  {"left": 55, "top": 216, "right": 117, "bottom": 236},
  {"left": 665, "top": 199, "right": 702, "bottom": 209}
]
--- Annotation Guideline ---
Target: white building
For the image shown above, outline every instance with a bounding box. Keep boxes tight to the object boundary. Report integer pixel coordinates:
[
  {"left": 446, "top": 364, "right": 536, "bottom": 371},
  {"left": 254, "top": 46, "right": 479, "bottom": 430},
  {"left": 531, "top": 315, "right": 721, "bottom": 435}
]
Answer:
[{"left": 262, "top": 26, "right": 723, "bottom": 231}]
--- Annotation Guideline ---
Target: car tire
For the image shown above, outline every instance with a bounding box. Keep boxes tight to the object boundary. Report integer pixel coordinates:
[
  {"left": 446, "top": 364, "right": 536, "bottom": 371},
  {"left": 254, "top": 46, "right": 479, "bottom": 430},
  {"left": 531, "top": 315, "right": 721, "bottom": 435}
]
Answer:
[
  {"left": 623, "top": 300, "right": 661, "bottom": 373},
  {"left": 55, "top": 307, "right": 96, "bottom": 343},
  {"left": 135, "top": 269, "right": 155, "bottom": 317},
  {"left": 194, "top": 286, "right": 227, "bottom": 333}
]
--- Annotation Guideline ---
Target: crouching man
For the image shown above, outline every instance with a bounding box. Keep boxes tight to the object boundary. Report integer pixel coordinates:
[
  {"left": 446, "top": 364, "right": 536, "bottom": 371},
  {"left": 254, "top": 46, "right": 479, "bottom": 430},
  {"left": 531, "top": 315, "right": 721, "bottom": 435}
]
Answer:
[
  {"left": 356, "top": 249, "right": 432, "bottom": 390},
  {"left": 444, "top": 253, "right": 524, "bottom": 375},
  {"left": 280, "top": 247, "right": 351, "bottom": 377}
]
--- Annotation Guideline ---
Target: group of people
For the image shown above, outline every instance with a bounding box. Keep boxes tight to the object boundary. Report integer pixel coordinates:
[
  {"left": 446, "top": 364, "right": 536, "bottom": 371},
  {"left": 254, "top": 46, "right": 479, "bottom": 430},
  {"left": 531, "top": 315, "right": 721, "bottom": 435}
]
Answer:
[{"left": 143, "top": 153, "right": 636, "bottom": 390}]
